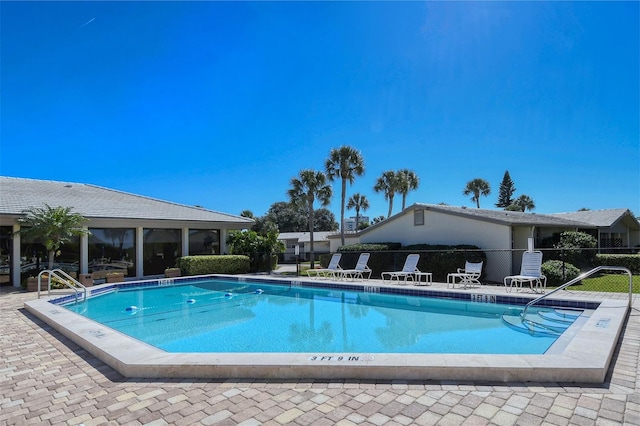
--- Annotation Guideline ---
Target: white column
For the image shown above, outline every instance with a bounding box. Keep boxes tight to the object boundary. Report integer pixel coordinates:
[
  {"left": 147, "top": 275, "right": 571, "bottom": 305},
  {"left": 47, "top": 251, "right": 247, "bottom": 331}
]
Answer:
[
  {"left": 12, "top": 224, "right": 20, "bottom": 288},
  {"left": 182, "top": 227, "right": 189, "bottom": 256},
  {"left": 220, "top": 229, "right": 228, "bottom": 254},
  {"left": 80, "top": 227, "right": 89, "bottom": 274},
  {"left": 136, "top": 227, "right": 144, "bottom": 278}
]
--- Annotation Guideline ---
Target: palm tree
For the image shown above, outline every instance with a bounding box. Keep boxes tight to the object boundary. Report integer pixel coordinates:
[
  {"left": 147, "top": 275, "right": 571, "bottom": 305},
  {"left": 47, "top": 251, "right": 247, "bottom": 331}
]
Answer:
[
  {"left": 371, "top": 215, "right": 386, "bottom": 225},
  {"left": 513, "top": 194, "right": 536, "bottom": 212},
  {"left": 396, "top": 169, "right": 420, "bottom": 210},
  {"left": 287, "top": 170, "right": 332, "bottom": 268},
  {"left": 346, "top": 193, "right": 370, "bottom": 231},
  {"left": 16, "top": 204, "right": 90, "bottom": 270},
  {"left": 374, "top": 170, "right": 399, "bottom": 218},
  {"left": 325, "top": 146, "right": 365, "bottom": 246},
  {"left": 463, "top": 178, "right": 491, "bottom": 208}
]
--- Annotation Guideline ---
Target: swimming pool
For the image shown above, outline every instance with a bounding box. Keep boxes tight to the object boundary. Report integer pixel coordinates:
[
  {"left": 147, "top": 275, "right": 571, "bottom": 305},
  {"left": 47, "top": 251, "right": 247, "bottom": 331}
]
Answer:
[
  {"left": 63, "top": 279, "right": 569, "bottom": 355},
  {"left": 24, "top": 275, "right": 629, "bottom": 383}
]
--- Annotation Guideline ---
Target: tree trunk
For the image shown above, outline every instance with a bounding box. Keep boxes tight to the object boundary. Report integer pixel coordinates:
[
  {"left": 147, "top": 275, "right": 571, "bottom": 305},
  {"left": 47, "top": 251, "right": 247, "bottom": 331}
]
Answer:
[
  {"left": 308, "top": 199, "right": 315, "bottom": 269},
  {"left": 48, "top": 250, "right": 56, "bottom": 270},
  {"left": 340, "top": 178, "right": 346, "bottom": 246}
]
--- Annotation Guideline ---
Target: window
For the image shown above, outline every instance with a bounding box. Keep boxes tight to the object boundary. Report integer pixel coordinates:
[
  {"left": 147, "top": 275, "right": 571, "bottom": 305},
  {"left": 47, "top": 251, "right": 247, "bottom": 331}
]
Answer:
[
  {"left": 21, "top": 228, "right": 80, "bottom": 282},
  {"left": 189, "top": 229, "right": 220, "bottom": 255},
  {"left": 88, "top": 228, "right": 135, "bottom": 279},
  {"left": 143, "top": 228, "right": 181, "bottom": 275},
  {"left": 414, "top": 210, "right": 424, "bottom": 226}
]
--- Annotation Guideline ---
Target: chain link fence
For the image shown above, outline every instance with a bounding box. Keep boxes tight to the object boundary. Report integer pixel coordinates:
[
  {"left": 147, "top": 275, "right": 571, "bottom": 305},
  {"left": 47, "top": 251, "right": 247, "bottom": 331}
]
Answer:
[{"left": 317, "top": 247, "right": 638, "bottom": 293}]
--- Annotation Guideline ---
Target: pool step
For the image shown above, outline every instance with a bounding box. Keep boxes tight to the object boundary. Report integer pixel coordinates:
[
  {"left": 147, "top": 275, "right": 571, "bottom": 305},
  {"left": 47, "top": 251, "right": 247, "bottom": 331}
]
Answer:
[
  {"left": 538, "top": 309, "right": 580, "bottom": 324},
  {"left": 502, "top": 308, "right": 580, "bottom": 337}
]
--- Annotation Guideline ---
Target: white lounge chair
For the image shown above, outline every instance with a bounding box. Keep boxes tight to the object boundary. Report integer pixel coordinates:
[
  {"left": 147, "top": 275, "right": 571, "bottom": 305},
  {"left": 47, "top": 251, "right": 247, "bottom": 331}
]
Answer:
[
  {"left": 381, "top": 254, "right": 421, "bottom": 284},
  {"left": 447, "top": 261, "right": 483, "bottom": 289},
  {"left": 337, "top": 253, "right": 372, "bottom": 281},
  {"left": 307, "top": 253, "right": 342, "bottom": 279},
  {"left": 503, "top": 251, "right": 546, "bottom": 293}
]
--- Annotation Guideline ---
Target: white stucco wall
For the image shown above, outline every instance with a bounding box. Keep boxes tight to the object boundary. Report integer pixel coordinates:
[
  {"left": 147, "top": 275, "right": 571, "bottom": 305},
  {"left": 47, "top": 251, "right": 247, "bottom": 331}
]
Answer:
[
  {"left": 356, "top": 209, "right": 512, "bottom": 282},
  {"left": 360, "top": 209, "right": 509, "bottom": 248},
  {"left": 329, "top": 234, "right": 360, "bottom": 253}
]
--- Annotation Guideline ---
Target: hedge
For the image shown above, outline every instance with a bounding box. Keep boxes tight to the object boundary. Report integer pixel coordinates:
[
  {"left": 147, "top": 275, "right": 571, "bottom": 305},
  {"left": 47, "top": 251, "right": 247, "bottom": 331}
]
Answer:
[
  {"left": 595, "top": 254, "right": 640, "bottom": 274},
  {"left": 333, "top": 243, "right": 485, "bottom": 281},
  {"left": 176, "top": 255, "right": 250, "bottom": 275},
  {"left": 403, "top": 244, "right": 486, "bottom": 282},
  {"left": 541, "top": 260, "right": 581, "bottom": 286},
  {"left": 338, "top": 243, "right": 402, "bottom": 252}
]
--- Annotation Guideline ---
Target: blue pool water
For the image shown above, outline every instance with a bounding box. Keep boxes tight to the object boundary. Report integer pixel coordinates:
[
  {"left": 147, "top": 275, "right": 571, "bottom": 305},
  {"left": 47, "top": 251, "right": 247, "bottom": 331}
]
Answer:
[{"left": 64, "top": 280, "right": 573, "bottom": 354}]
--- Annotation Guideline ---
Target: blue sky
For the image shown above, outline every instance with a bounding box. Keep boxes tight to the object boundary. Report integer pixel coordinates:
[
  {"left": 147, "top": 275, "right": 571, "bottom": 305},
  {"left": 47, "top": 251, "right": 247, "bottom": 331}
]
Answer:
[{"left": 2, "top": 1, "right": 638, "bottom": 222}]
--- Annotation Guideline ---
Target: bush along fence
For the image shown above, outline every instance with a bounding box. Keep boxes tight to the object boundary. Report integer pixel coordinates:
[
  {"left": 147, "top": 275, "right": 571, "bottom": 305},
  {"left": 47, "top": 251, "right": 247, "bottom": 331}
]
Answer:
[{"left": 329, "top": 245, "right": 638, "bottom": 293}]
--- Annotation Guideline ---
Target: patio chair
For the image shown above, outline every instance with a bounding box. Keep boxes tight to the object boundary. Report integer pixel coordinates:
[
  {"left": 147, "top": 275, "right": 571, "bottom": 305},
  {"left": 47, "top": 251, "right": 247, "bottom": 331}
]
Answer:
[
  {"left": 503, "top": 250, "right": 547, "bottom": 293},
  {"left": 306, "top": 253, "right": 342, "bottom": 279},
  {"left": 381, "top": 254, "right": 421, "bottom": 284},
  {"left": 336, "top": 253, "right": 372, "bottom": 281},
  {"left": 447, "top": 261, "right": 483, "bottom": 289}
]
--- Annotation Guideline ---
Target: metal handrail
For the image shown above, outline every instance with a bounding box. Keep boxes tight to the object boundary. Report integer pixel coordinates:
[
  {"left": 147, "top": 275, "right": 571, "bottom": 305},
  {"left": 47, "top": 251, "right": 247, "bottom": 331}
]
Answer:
[
  {"left": 522, "top": 266, "right": 633, "bottom": 318},
  {"left": 37, "top": 269, "right": 87, "bottom": 304}
]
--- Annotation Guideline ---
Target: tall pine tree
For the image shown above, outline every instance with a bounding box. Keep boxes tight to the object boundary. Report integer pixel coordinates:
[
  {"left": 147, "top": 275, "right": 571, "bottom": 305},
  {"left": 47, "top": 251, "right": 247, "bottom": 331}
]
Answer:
[{"left": 495, "top": 171, "right": 516, "bottom": 208}]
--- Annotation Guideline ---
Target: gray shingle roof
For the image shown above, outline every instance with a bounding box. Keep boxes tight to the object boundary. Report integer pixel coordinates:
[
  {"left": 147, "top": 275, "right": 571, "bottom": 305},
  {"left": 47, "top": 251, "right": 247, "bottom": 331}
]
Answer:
[
  {"left": 548, "top": 209, "right": 633, "bottom": 227},
  {"left": 353, "top": 203, "right": 597, "bottom": 237},
  {"left": 414, "top": 204, "right": 590, "bottom": 227},
  {"left": 0, "top": 176, "right": 254, "bottom": 225}
]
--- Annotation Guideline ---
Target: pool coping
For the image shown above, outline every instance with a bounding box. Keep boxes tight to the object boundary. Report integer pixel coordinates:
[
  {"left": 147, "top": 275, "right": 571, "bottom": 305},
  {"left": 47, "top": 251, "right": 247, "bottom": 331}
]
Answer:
[{"left": 24, "top": 274, "right": 630, "bottom": 383}]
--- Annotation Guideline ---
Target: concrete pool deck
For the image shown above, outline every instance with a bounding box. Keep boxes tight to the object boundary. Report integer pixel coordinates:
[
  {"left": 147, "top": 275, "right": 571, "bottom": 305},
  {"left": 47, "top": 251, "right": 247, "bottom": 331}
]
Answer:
[{"left": 2, "top": 277, "right": 639, "bottom": 425}]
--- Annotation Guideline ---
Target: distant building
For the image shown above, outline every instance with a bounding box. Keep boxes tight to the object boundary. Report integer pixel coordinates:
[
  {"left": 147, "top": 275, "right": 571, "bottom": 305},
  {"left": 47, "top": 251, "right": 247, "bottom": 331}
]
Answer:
[
  {"left": 343, "top": 216, "right": 370, "bottom": 232},
  {"left": 277, "top": 232, "right": 332, "bottom": 262}
]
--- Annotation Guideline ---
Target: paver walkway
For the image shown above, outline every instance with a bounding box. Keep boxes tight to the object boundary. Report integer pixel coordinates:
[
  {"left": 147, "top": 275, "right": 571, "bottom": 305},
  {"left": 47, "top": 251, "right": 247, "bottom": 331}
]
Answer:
[{"left": 1, "top": 283, "right": 639, "bottom": 426}]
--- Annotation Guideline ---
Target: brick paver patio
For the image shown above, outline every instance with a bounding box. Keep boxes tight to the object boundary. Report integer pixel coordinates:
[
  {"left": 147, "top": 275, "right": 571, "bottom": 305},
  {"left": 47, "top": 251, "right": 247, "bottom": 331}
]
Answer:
[{"left": 1, "top": 285, "right": 639, "bottom": 425}]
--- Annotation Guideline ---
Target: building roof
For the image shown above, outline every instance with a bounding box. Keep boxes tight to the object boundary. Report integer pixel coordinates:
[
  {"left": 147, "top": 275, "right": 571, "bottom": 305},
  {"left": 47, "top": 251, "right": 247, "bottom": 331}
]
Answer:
[
  {"left": 414, "top": 204, "right": 589, "bottom": 227},
  {"left": 549, "top": 209, "right": 639, "bottom": 229},
  {"left": 345, "top": 203, "right": 598, "bottom": 238},
  {"left": 0, "top": 176, "right": 254, "bottom": 225}
]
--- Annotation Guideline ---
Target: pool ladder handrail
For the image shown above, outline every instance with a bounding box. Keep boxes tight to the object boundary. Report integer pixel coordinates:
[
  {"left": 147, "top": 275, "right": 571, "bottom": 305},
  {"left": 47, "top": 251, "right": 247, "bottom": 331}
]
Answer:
[
  {"left": 37, "top": 269, "right": 87, "bottom": 304},
  {"left": 521, "top": 266, "right": 633, "bottom": 319}
]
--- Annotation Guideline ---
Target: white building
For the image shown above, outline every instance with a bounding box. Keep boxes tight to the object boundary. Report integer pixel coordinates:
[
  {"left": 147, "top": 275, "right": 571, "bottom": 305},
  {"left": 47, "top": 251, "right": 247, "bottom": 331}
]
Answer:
[
  {"left": 343, "top": 216, "right": 370, "bottom": 232},
  {"left": 277, "top": 231, "right": 332, "bottom": 262},
  {"left": 0, "top": 177, "right": 254, "bottom": 287},
  {"left": 328, "top": 203, "right": 640, "bottom": 283}
]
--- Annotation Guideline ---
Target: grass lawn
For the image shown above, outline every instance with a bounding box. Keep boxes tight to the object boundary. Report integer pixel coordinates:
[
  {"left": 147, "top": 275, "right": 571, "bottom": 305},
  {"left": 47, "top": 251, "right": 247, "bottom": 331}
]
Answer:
[
  {"left": 561, "top": 273, "right": 640, "bottom": 293},
  {"left": 274, "top": 262, "right": 312, "bottom": 276}
]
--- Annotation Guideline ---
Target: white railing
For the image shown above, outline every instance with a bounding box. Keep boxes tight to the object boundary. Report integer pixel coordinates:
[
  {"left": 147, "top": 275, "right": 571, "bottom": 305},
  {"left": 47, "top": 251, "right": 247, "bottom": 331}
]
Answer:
[
  {"left": 37, "top": 269, "right": 87, "bottom": 304},
  {"left": 522, "top": 266, "right": 633, "bottom": 318}
]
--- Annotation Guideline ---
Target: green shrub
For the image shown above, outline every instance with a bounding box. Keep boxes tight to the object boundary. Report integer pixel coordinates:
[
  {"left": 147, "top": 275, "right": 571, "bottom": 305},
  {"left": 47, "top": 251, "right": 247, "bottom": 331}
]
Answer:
[
  {"left": 333, "top": 244, "right": 485, "bottom": 281},
  {"left": 176, "top": 255, "right": 250, "bottom": 275},
  {"left": 556, "top": 231, "right": 597, "bottom": 268},
  {"left": 226, "top": 230, "right": 284, "bottom": 272},
  {"left": 541, "top": 260, "right": 581, "bottom": 286},
  {"left": 595, "top": 254, "right": 640, "bottom": 274},
  {"left": 318, "top": 253, "right": 333, "bottom": 267},
  {"left": 338, "top": 242, "right": 402, "bottom": 252},
  {"left": 403, "top": 244, "right": 485, "bottom": 282}
]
